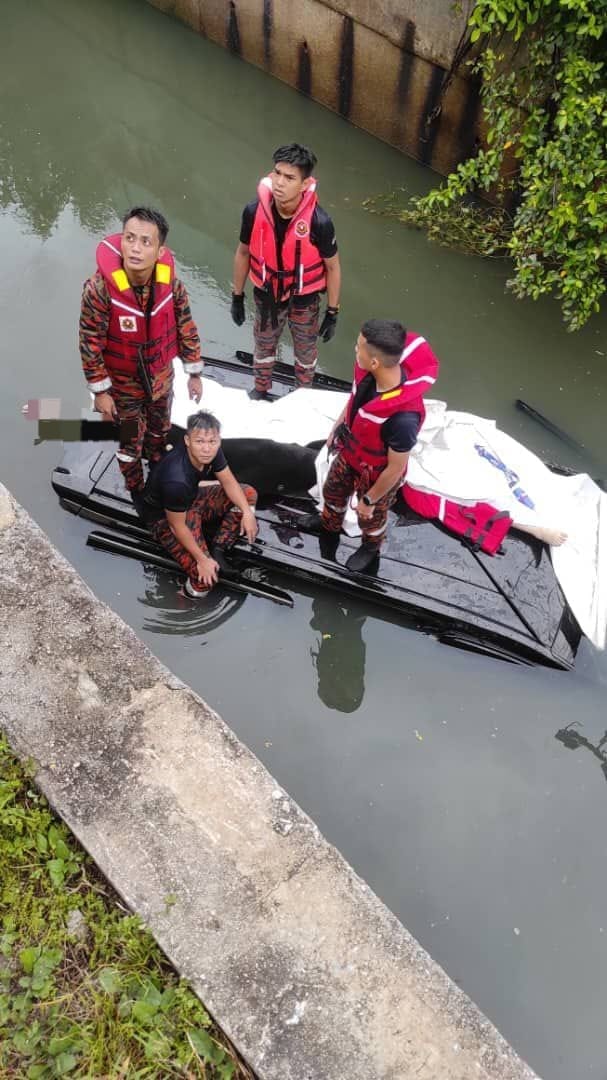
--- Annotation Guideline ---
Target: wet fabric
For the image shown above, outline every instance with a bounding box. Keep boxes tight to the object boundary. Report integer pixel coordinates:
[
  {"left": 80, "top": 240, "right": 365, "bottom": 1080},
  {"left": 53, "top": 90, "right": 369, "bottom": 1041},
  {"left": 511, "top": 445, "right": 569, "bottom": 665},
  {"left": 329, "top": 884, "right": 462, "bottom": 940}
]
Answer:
[
  {"left": 402, "top": 486, "right": 513, "bottom": 555},
  {"left": 114, "top": 390, "right": 173, "bottom": 494},
  {"left": 253, "top": 291, "right": 320, "bottom": 392},
  {"left": 320, "top": 451, "right": 401, "bottom": 545},
  {"left": 149, "top": 483, "right": 257, "bottom": 593}
]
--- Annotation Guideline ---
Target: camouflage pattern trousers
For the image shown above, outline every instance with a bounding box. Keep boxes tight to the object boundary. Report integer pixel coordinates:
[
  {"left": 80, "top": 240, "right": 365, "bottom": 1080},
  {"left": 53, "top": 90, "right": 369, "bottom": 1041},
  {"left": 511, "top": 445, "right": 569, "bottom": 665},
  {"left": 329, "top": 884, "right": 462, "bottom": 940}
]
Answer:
[
  {"left": 149, "top": 482, "right": 257, "bottom": 593},
  {"left": 320, "top": 452, "right": 402, "bottom": 546},
  {"left": 114, "top": 388, "right": 173, "bottom": 494},
  {"left": 253, "top": 292, "right": 320, "bottom": 393}
]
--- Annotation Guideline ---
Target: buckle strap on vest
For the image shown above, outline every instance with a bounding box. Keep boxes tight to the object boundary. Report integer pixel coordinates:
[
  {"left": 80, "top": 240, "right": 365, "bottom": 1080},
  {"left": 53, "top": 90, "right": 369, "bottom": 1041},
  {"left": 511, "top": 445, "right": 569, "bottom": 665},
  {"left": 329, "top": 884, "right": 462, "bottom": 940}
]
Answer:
[{"left": 461, "top": 508, "right": 511, "bottom": 551}]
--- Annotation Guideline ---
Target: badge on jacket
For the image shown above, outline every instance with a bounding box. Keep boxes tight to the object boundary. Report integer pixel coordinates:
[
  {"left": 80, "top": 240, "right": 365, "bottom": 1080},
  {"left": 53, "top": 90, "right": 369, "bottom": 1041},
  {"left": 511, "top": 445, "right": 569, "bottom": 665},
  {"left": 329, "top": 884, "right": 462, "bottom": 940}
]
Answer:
[{"left": 119, "top": 315, "right": 137, "bottom": 332}]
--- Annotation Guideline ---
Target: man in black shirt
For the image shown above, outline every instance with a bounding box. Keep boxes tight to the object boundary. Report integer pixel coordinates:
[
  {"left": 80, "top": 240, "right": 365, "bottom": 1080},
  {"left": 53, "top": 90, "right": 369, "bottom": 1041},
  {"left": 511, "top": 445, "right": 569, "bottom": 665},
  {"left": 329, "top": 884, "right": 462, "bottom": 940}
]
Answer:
[
  {"left": 142, "top": 411, "right": 258, "bottom": 598},
  {"left": 231, "top": 143, "right": 341, "bottom": 399}
]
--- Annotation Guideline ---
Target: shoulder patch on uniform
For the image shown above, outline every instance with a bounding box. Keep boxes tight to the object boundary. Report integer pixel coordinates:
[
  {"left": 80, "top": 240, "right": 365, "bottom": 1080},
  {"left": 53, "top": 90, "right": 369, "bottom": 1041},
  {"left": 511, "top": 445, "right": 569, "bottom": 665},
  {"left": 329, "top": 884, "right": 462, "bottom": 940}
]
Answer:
[
  {"left": 119, "top": 315, "right": 137, "bottom": 332},
  {"left": 295, "top": 219, "right": 309, "bottom": 237}
]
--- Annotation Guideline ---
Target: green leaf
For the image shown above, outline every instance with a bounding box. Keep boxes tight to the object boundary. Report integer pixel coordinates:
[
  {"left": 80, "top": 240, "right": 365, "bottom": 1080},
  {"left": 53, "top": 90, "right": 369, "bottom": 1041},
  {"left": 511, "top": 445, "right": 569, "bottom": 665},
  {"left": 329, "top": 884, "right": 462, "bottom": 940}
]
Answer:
[
  {"left": 35, "top": 832, "right": 48, "bottom": 854},
  {"left": 19, "top": 947, "right": 39, "bottom": 975},
  {"left": 97, "top": 968, "right": 121, "bottom": 995},
  {"left": 47, "top": 859, "right": 65, "bottom": 888},
  {"left": 137, "top": 981, "right": 162, "bottom": 1007},
  {"left": 13, "top": 1026, "right": 42, "bottom": 1053},
  {"left": 189, "top": 1027, "right": 222, "bottom": 1063},
  {"left": 54, "top": 1053, "right": 77, "bottom": 1075},
  {"left": 53, "top": 838, "right": 71, "bottom": 861},
  {"left": 48, "top": 1035, "right": 78, "bottom": 1056},
  {"left": 131, "top": 999, "right": 158, "bottom": 1026}
]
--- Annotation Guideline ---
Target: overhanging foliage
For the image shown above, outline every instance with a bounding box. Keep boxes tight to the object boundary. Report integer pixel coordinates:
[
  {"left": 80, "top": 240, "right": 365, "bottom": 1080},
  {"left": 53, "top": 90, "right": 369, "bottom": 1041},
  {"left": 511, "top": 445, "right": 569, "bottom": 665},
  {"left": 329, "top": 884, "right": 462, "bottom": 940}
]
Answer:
[{"left": 393, "top": 0, "right": 607, "bottom": 330}]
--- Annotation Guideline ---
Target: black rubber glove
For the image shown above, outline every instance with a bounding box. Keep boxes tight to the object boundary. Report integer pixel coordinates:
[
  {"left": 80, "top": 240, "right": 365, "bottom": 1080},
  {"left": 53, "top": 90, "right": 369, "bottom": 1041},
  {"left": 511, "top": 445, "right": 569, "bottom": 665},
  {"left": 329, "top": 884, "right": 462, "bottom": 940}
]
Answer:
[
  {"left": 318, "top": 306, "right": 339, "bottom": 343},
  {"left": 231, "top": 292, "right": 245, "bottom": 326}
]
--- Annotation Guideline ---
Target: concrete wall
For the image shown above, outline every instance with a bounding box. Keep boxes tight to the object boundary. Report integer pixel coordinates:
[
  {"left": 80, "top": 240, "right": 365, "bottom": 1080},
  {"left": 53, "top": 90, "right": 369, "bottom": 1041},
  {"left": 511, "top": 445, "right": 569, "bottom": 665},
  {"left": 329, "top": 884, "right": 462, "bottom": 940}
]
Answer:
[
  {"left": 0, "top": 481, "right": 540, "bottom": 1080},
  {"left": 147, "top": 0, "right": 481, "bottom": 175}
]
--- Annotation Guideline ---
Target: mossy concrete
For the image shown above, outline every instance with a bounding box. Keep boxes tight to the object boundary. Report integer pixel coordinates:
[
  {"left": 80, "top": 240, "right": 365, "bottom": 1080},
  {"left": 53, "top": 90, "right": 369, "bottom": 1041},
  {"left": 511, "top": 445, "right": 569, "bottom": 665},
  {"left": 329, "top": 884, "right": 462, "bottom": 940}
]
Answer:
[
  {"left": 0, "top": 484, "right": 539, "bottom": 1080},
  {"left": 147, "top": 0, "right": 481, "bottom": 175}
]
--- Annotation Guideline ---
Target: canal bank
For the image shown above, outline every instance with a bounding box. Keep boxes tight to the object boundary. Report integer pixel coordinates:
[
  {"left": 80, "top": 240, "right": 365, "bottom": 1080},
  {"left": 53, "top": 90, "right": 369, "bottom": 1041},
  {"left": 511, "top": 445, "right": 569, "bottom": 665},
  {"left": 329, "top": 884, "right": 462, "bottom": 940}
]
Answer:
[{"left": 0, "top": 482, "right": 538, "bottom": 1079}]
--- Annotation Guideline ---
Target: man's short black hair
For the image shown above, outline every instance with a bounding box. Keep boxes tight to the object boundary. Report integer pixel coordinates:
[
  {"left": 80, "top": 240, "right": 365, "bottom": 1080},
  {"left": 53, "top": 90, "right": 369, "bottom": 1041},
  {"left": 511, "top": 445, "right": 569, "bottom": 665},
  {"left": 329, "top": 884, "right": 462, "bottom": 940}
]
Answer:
[
  {"left": 272, "top": 143, "right": 317, "bottom": 179},
  {"left": 361, "top": 319, "right": 407, "bottom": 365},
  {"left": 122, "top": 207, "right": 169, "bottom": 245},
  {"left": 187, "top": 410, "right": 221, "bottom": 435}
]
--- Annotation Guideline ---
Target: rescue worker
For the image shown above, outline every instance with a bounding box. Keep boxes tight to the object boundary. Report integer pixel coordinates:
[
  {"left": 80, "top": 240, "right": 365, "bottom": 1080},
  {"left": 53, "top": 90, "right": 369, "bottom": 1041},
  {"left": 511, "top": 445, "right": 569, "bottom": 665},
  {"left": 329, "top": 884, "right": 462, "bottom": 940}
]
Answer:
[
  {"left": 79, "top": 207, "right": 203, "bottom": 510},
  {"left": 230, "top": 143, "right": 341, "bottom": 399},
  {"left": 141, "top": 410, "right": 258, "bottom": 599},
  {"left": 302, "top": 319, "right": 439, "bottom": 573}
]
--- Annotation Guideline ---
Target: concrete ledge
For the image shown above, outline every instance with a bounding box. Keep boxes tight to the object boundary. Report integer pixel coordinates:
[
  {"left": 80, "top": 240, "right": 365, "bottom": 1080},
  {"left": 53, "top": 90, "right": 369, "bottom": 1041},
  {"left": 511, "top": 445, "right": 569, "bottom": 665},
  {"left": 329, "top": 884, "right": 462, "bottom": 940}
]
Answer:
[{"left": 0, "top": 484, "right": 538, "bottom": 1080}]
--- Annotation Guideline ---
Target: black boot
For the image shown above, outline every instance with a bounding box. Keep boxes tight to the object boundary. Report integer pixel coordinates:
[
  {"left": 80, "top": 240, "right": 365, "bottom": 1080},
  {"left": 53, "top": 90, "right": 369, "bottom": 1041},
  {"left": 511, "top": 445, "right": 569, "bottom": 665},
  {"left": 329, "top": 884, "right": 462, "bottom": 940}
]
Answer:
[
  {"left": 297, "top": 511, "right": 325, "bottom": 533},
  {"left": 318, "top": 531, "right": 340, "bottom": 561},
  {"left": 248, "top": 387, "right": 271, "bottom": 402},
  {"left": 210, "top": 544, "right": 235, "bottom": 576},
  {"left": 345, "top": 541, "right": 381, "bottom": 574},
  {"left": 130, "top": 489, "right": 146, "bottom": 518}
]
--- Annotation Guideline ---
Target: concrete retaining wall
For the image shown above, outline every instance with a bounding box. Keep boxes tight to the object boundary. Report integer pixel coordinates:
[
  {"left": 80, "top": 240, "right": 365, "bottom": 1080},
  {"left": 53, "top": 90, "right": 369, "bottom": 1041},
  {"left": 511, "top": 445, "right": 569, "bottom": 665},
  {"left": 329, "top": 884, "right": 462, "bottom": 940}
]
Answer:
[
  {"left": 0, "top": 483, "right": 538, "bottom": 1080},
  {"left": 147, "top": 0, "right": 481, "bottom": 175}
]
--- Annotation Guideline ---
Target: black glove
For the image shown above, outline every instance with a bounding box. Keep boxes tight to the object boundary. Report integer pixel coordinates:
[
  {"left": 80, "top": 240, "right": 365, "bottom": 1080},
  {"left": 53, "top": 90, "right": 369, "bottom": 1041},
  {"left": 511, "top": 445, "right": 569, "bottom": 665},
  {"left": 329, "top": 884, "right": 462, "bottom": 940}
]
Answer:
[
  {"left": 231, "top": 292, "right": 245, "bottom": 326},
  {"left": 318, "top": 306, "right": 339, "bottom": 343}
]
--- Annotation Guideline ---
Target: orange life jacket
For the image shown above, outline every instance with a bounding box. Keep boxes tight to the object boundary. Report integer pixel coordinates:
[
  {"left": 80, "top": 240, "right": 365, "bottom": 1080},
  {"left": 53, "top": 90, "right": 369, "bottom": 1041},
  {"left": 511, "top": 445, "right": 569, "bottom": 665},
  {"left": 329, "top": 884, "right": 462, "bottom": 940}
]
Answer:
[
  {"left": 96, "top": 234, "right": 177, "bottom": 393},
  {"left": 340, "top": 332, "right": 439, "bottom": 477},
  {"left": 248, "top": 177, "right": 327, "bottom": 301}
]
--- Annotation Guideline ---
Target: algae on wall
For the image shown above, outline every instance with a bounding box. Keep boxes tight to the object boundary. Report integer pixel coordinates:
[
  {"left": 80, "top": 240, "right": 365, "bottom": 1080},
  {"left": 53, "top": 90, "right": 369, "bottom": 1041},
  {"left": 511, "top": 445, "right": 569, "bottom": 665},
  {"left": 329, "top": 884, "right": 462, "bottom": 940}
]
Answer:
[{"left": 146, "top": 0, "right": 481, "bottom": 176}]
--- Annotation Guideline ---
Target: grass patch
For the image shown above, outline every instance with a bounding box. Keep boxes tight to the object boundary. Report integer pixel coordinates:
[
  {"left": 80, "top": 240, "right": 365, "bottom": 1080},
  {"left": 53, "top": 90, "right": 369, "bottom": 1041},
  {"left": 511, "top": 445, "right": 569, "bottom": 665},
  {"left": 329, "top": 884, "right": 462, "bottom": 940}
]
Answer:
[{"left": 0, "top": 735, "right": 253, "bottom": 1079}]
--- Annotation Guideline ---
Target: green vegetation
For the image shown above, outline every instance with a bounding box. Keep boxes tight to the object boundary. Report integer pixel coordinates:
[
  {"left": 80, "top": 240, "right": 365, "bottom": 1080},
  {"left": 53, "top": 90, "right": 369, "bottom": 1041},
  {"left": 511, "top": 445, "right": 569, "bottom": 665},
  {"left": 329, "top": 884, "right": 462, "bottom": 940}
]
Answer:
[
  {"left": 0, "top": 736, "right": 251, "bottom": 1079},
  {"left": 368, "top": 0, "right": 607, "bottom": 331}
]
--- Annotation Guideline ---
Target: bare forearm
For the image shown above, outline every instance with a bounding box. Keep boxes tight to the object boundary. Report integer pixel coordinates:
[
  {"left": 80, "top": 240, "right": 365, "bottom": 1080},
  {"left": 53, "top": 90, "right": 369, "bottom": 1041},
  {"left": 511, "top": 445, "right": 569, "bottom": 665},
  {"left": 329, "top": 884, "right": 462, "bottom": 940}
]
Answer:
[
  {"left": 169, "top": 520, "right": 206, "bottom": 561},
  {"left": 232, "top": 247, "right": 250, "bottom": 294},
  {"left": 367, "top": 463, "right": 406, "bottom": 503},
  {"left": 220, "top": 473, "right": 252, "bottom": 516},
  {"left": 325, "top": 258, "right": 341, "bottom": 309}
]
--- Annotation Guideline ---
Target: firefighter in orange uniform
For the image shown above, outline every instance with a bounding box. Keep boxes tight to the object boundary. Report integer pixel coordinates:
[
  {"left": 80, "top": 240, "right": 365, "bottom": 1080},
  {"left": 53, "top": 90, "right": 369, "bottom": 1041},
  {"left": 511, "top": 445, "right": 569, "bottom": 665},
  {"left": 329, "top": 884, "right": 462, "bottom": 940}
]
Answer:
[{"left": 79, "top": 207, "right": 203, "bottom": 509}]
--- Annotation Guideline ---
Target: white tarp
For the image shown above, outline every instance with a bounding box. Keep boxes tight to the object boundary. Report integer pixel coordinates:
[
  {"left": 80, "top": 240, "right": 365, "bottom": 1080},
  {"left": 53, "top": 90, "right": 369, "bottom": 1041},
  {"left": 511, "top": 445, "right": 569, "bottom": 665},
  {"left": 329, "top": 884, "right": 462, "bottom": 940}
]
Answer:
[{"left": 173, "top": 365, "right": 606, "bottom": 649}]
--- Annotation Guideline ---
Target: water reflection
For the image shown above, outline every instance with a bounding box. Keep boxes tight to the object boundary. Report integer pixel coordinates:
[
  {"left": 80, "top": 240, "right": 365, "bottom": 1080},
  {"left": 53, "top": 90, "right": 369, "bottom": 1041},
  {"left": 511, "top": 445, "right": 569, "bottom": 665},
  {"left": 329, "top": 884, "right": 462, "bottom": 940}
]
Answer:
[
  {"left": 555, "top": 721, "right": 607, "bottom": 783},
  {"left": 137, "top": 563, "right": 245, "bottom": 636},
  {"left": 309, "top": 595, "right": 366, "bottom": 713}
]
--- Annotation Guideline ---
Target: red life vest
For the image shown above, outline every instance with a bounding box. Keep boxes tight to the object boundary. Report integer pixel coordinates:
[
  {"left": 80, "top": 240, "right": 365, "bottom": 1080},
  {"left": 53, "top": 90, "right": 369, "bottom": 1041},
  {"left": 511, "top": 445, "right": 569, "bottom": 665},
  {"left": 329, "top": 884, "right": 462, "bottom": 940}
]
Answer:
[
  {"left": 96, "top": 234, "right": 178, "bottom": 388},
  {"left": 340, "top": 332, "right": 439, "bottom": 477},
  {"left": 402, "top": 486, "right": 513, "bottom": 555},
  {"left": 248, "top": 177, "right": 327, "bottom": 301}
]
